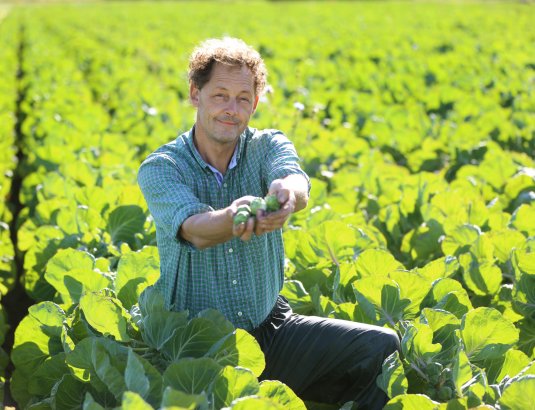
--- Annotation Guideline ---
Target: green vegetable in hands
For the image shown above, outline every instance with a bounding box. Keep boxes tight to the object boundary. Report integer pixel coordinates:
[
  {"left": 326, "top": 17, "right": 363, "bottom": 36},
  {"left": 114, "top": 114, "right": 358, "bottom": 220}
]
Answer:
[
  {"left": 233, "top": 210, "right": 250, "bottom": 225},
  {"left": 234, "top": 195, "right": 280, "bottom": 226},
  {"left": 265, "top": 194, "right": 280, "bottom": 212},
  {"left": 237, "top": 204, "right": 251, "bottom": 214},
  {"left": 250, "top": 197, "right": 267, "bottom": 214}
]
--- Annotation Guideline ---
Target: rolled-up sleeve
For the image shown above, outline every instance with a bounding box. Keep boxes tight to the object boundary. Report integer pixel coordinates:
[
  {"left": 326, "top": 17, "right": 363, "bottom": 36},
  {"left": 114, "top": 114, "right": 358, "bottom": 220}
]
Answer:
[
  {"left": 264, "top": 130, "right": 311, "bottom": 193},
  {"left": 137, "top": 152, "right": 213, "bottom": 242}
]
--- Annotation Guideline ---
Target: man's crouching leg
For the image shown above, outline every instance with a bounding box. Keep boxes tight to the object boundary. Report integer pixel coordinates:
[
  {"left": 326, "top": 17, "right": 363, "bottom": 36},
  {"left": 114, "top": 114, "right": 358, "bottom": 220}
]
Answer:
[
  {"left": 252, "top": 299, "right": 400, "bottom": 410},
  {"left": 335, "top": 325, "right": 401, "bottom": 409}
]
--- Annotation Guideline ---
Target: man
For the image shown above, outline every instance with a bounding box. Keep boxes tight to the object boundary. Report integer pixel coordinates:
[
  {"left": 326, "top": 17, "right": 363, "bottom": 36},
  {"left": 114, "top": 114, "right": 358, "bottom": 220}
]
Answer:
[{"left": 138, "top": 37, "right": 399, "bottom": 410}]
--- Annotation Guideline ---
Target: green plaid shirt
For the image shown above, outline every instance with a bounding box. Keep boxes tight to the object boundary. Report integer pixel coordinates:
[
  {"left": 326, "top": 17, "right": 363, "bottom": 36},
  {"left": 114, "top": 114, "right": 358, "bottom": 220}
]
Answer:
[{"left": 137, "top": 126, "right": 310, "bottom": 330}]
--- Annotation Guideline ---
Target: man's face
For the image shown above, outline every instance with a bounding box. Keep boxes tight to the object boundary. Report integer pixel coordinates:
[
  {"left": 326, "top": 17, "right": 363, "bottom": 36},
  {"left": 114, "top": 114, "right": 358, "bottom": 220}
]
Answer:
[{"left": 190, "top": 63, "right": 259, "bottom": 146}]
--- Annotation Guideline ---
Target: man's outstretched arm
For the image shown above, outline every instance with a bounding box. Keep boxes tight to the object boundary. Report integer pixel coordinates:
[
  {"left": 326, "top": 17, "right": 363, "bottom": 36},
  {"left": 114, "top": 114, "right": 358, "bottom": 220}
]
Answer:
[
  {"left": 179, "top": 195, "right": 256, "bottom": 250},
  {"left": 180, "top": 174, "right": 309, "bottom": 249}
]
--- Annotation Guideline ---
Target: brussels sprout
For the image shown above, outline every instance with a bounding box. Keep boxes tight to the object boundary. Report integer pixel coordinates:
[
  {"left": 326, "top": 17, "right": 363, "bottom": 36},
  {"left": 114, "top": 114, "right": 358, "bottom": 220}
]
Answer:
[
  {"left": 429, "top": 373, "right": 440, "bottom": 386},
  {"left": 250, "top": 197, "right": 267, "bottom": 214},
  {"left": 233, "top": 211, "right": 250, "bottom": 225},
  {"left": 437, "top": 386, "right": 452, "bottom": 401},
  {"left": 427, "top": 362, "right": 443, "bottom": 375},
  {"left": 424, "top": 387, "right": 436, "bottom": 400},
  {"left": 265, "top": 194, "right": 280, "bottom": 212},
  {"left": 237, "top": 204, "right": 251, "bottom": 214}
]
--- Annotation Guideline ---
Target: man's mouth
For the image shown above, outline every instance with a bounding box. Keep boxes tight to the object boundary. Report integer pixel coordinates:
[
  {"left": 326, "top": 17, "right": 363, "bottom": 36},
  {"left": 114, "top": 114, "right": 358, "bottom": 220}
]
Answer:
[{"left": 217, "top": 118, "right": 239, "bottom": 126}]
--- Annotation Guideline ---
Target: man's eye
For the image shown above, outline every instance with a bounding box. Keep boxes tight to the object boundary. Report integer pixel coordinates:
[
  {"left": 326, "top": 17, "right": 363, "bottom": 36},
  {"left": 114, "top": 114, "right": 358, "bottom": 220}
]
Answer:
[{"left": 240, "top": 97, "right": 250, "bottom": 102}]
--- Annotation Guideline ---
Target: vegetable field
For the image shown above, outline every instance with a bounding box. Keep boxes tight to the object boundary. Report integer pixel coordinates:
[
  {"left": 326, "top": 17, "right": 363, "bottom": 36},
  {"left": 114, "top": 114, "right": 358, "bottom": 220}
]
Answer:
[{"left": 0, "top": 1, "right": 534, "bottom": 409}]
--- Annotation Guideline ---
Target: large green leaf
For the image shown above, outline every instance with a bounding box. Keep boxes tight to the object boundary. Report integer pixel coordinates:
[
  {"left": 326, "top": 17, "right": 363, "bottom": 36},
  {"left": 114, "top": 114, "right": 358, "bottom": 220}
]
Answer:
[
  {"left": 283, "top": 228, "right": 320, "bottom": 270},
  {"left": 355, "top": 249, "right": 403, "bottom": 278},
  {"left": 400, "top": 220, "right": 443, "bottom": 265},
  {"left": 229, "top": 396, "right": 285, "bottom": 409},
  {"left": 141, "top": 311, "right": 188, "bottom": 351},
  {"left": 138, "top": 286, "right": 167, "bottom": 317},
  {"left": 484, "top": 349, "right": 531, "bottom": 384},
  {"left": 80, "top": 291, "right": 131, "bottom": 342},
  {"left": 517, "top": 318, "right": 535, "bottom": 357},
  {"left": 383, "top": 393, "right": 439, "bottom": 409},
  {"left": 331, "top": 261, "right": 359, "bottom": 303},
  {"left": 416, "top": 256, "right": 459, "bottom": 283},
  {"left": 11, "top": 302, "right": 66, "bottom": 379},
  {"left": 161, "top": 386, "right": 209, "bottom": 409},
  {"left": 280, "top": 280, "right": 314, "bottom": 314},
  {"left": 424, "top": 278, "right": 473, "bottom": 319},
  {"left": 257, "top": 380, "right": 306, "bottom": 410},
  {"left": 389, "top": 271, "right": 432, "bottom": 319},
  {"left": 376, "top": 350, "right": 408, "bottom": 399},
  {"left": 207, "top": 329, "right": 266, "bottom": 378},
  {"left": 120, "top": 391, "right": 153, "bottom": 410},
  {"left": 196, "top": 309, "right": 235, "bottom": 336},
  {"left": 452, "top": 347, "right": 472, "bottom": 397},
  {"left": 489, "top": 229, "right": 527, "bottom": 263},
  {"left": 161, "top": 317, "right": 223, "bottom": 361},
  {"left": 124, "top": 349, "right": 163, "bottom": 407},
  {"left": 65, "top": 337, "right": 119, "bottom": 397},
  {"left": 163, "top": 357, "right": 222, "bottom": 395},
  {"left": 499, "top": 375, "right": 535, "bottom": 410},
  {"left": 509, "top": 204, "right": 535, "bottom": 236},
  {"left": 353, "top": 276, "right": 410, "bottom": 326},
  {"left": 28, "top": 353, "right": 70, "bottom": 397},
  {"left": 45, "top": 248, "right": 111, "bottom": 305},
  {"left": 115, "top": 246, "right": 160, "bottom": 309},
  {"left": 50, "top": 374, "right": 87, "bottom": 410},
  {"left": 82, "top": 392, "right": 105, "bottom": 410},
  {"left": 401, "top": 323, "right": 441, "bottom": 365},
  {"left": 212, "top": 366, "right": 259, "bottom": 409},
  {"left": 92, "top": 340, "right": 128, "bottom": 400},
  {"left": 512, "top": 250, "right": 535, "bottom": 319},
  {"left": 308, "top": 220, "right": 359, "bottom": 264},
  {"left": 460, "top": 307, "right": 519, "bottom": 362},
  {"left": 441, "top": 224, "right": 481, "bottom": 257},
  {"left": 107, "top": 205, "right": 146, "bottom": 247},
  {"left": 459, "top": 255, "right": 502, "bottom": 296},
  {"left": 418, "top": 308, "right": 460, "bottom": 359}
]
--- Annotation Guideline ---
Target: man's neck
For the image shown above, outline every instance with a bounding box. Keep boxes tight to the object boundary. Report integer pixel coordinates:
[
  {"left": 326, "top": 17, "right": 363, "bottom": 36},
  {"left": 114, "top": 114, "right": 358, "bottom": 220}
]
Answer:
[{"left": 193, "top": 131, "right": 238, "bottom": 175}]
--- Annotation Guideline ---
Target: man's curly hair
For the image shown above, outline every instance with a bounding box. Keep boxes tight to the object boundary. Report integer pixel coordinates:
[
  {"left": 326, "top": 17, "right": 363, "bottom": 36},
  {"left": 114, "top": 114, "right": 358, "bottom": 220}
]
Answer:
[{"left": 188, "top": 37, "right": 268, "bottom": 97}]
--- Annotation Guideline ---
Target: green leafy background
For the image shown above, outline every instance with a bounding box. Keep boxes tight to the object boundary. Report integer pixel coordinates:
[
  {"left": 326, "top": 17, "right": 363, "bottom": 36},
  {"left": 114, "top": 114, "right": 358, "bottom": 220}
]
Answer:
[{"left": 0, "top": 1, "right": 533, "bottom": 409}]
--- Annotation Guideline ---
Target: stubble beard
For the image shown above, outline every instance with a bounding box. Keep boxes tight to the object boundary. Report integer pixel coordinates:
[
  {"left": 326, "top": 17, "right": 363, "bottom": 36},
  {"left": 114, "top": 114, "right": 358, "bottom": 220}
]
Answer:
[{"left": 210, "top": 117, "right": 245, "bottom": 146}]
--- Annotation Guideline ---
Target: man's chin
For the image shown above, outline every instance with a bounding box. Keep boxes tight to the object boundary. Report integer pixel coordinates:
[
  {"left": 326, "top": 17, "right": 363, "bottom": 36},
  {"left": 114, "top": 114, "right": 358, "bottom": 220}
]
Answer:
[{"left": 210, "top": 133, "right": 241, "bottom": 145}]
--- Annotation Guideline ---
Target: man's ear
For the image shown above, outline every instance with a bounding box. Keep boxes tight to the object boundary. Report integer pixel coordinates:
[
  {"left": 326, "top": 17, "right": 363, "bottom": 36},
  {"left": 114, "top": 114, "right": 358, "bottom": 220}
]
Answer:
[
  {"left": 190, "top": 83, "right": 200, "bottom": 107},
  {"left": 252, "top": 94, "right": 260, "bottom": 114}
]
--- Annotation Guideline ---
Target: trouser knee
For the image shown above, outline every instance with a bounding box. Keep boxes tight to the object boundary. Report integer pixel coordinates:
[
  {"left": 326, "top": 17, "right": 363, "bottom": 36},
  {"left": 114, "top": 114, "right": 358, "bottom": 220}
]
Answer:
[{"left": 381, "top": 327, "right": 401, "bottom": 357}]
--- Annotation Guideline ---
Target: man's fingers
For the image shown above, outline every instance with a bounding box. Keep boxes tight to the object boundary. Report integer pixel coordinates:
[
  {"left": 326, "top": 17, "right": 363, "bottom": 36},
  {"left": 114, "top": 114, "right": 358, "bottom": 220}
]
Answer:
[
  {"left": 257, "top": 210, "right": 291, "bottom": 231},
  {"left": 232, "top": 222, "right": 246, "bottom": 237},
  {"left": 239, "top": 217, "right": 256, "bottom": 241},
  {"left": 277, "top": 189, "right": 290, "bottom": 204}
]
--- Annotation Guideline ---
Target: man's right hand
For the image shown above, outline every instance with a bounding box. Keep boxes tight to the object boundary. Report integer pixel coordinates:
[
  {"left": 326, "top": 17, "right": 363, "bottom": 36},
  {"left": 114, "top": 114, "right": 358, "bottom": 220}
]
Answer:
[{"left": 228, "top": 196, "right": 259, "bottom": 241}]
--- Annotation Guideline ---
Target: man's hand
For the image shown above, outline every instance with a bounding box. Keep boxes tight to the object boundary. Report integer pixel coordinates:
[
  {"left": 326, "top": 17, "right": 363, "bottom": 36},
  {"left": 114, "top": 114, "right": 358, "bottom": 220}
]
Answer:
[
  {"left": 229, "top": 174, "right": 308, "bottom": 242},
  {"left": 229, "top": 196, "right": 258, "bottom": 241},
  {"left": 254, "top": 179, "right": 296, "bottom": 235}
]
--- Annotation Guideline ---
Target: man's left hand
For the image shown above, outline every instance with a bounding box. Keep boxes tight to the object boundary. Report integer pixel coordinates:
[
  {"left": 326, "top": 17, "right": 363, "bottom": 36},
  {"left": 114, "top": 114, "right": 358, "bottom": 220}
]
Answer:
[{"left": 254, "top": 179, "right": 296, "bottom": 235}]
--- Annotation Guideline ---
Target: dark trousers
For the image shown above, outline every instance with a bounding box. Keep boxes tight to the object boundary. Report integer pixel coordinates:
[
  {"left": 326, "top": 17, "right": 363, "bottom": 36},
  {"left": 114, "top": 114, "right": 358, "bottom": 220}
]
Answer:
[{"left": 250, "top": 296, "right": 400, "bottom": 410}]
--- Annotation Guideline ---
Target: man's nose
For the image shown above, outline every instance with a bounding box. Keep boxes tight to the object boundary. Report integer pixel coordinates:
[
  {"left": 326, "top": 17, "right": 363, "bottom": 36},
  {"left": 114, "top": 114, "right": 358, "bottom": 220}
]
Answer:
[{"left": 224, "top": 98, "right": 238, "bottom": 116}]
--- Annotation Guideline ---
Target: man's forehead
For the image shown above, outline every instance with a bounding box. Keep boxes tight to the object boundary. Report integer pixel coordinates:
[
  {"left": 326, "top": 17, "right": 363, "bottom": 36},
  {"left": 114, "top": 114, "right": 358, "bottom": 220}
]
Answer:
[{"left": 209, "top": 63, "right": 254, "bottom": 86}]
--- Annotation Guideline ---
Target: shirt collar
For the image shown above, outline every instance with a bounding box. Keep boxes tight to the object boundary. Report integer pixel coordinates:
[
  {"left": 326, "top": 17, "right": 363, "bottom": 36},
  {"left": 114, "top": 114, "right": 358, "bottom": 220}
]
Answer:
[{"left": 186, "top": 125, "right": 244, "bottom": 186}]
